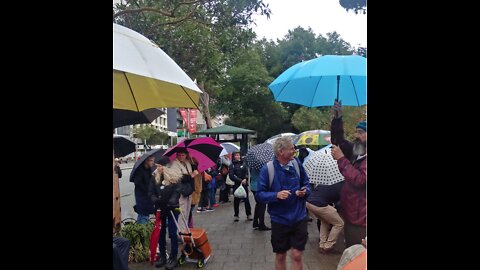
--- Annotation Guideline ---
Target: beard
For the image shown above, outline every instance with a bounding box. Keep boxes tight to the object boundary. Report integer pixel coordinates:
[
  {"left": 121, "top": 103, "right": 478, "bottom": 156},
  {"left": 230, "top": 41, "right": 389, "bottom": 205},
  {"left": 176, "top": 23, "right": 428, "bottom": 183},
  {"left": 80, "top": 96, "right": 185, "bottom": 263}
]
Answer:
[{"left": 352, "top": 139, "right": 366, "bottom": 156}]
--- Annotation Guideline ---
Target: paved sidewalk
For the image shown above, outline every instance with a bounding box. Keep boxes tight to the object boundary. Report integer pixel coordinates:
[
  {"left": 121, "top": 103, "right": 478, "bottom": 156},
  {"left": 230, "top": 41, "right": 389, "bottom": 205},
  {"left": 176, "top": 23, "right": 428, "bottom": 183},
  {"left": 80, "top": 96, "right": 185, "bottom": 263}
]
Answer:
[{"left": 128, "top": 192, "right": 345, "bottom": 270}]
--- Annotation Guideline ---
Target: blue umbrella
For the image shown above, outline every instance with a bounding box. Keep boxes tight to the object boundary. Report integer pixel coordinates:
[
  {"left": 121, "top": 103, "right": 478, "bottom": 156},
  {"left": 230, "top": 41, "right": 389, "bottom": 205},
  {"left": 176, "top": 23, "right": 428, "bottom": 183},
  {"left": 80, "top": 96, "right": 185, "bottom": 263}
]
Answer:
[{"left": 269, "top": 55, "right": 366, "bottom": 107}]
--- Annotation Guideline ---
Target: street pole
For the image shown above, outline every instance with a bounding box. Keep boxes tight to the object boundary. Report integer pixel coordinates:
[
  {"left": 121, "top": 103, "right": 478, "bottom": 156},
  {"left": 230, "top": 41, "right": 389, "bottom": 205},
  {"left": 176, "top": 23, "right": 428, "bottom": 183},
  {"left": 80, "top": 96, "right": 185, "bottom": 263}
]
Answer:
[{"left": 186, "top": 108, "right": 190, "bottom": 139}]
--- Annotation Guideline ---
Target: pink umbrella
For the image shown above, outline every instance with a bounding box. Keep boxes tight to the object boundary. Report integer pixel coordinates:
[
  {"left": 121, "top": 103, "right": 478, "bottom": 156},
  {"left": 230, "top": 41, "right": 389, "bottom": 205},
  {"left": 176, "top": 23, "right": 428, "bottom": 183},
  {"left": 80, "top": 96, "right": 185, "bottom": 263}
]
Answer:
[{"left": 163, "top": 137, "right": 223, "bottom": 172}]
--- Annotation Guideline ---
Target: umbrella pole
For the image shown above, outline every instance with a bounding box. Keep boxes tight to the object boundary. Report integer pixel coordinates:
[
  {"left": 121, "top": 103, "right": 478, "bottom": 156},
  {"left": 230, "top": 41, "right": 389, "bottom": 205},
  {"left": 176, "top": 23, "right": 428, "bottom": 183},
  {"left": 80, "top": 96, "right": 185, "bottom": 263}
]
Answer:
[{"left": 336, "top": 75, "right": 340, "bottom": 101}]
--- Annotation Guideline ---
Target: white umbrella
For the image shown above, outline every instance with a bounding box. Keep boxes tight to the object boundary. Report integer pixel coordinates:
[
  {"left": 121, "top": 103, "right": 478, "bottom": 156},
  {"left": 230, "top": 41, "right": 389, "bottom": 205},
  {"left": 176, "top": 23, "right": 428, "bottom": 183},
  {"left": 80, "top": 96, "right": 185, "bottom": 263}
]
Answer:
[
  {"left": 113, "top": 23, "right": 202, "bottom": 111},
  {"left": 303, "top": 147, "right": 344, "bottom": 186},
  {"left": 265, "top": 133, "right": 297, "bottom": 144}
]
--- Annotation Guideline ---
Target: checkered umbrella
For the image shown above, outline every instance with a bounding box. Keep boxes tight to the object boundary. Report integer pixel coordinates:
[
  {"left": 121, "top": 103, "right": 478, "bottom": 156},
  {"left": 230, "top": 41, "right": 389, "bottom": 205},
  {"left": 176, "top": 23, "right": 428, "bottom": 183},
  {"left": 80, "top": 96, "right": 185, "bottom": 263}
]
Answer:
[
  {"left": 303, "top": 147, "right": 344, "bottom": 185},
  {"left": 245, "top": 143, "right": 275, "bottom": 171}
]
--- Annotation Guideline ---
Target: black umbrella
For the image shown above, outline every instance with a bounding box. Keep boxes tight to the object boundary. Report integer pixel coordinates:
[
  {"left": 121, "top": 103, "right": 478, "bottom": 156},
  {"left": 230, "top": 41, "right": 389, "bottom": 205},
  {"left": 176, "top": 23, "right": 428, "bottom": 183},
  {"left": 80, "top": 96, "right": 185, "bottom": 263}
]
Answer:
[
  {"left": 113, "top": 135, "right": 136, "bottom": 158},
  {"left": 245, "top": 143, "right": 275, "bottom": 171},
  {"left": 129, "top": 148, "right": 167, "bottom": 182},
  {"left": 113, "top": 108, "right": 164, "bottom": 129}
]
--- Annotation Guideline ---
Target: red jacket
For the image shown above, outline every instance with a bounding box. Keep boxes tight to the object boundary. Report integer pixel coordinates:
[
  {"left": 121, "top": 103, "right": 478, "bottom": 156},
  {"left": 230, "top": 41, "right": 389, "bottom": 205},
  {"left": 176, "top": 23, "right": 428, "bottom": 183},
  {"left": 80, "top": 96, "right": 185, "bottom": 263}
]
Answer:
[
  {"left": 337, "top": 156, "right": 366, "bottom": 226},
  {"left": 331, "top": 117, "right": 366, "bottom": 227}
]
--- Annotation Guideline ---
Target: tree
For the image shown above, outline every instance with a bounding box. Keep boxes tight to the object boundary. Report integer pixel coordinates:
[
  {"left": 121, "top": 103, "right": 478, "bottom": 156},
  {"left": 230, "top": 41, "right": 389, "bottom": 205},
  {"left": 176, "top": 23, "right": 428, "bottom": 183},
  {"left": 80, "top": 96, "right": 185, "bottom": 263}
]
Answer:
[
  {"left": 214, "top": 46, "right": 289, "bottom": 142},
  {"left": 339, "top": 0, "right": 366, "bottom": 14},
  {"left": 132, "top": 125, "right": 170, "bottom": 146},
  {"left": 113, "top": 0, "right": 272, "bottom": 129},
  {"left": 291, "top": 107, "right": 331, "bottom": 132},
  {"left": 291, "top": 106, "right": 366, "bottom": 141},
  {"left": 340, "top": 105, "right": 367, "bottom": 141}
]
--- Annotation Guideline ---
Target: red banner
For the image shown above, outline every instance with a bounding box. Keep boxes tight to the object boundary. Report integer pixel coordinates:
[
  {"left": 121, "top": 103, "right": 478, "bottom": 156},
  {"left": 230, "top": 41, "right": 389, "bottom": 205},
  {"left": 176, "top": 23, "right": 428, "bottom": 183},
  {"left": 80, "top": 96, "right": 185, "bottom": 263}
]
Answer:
[
  {"left": 179, "top": 108, "right": 188, "bottom": 126},
  {"left": 188, "top": 109, "right": 197, "bottom": 133}
]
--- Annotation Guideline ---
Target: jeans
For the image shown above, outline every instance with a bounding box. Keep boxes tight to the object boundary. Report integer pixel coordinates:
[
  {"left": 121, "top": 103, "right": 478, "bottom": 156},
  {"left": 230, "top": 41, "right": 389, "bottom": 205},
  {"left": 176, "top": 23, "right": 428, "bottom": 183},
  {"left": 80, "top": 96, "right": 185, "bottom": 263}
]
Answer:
[
  {"left": 209, "top": 187, "right": 217, "bottom": 205},
  {"left": 136, "top": 214, "right": 149, "bottom": 224}
]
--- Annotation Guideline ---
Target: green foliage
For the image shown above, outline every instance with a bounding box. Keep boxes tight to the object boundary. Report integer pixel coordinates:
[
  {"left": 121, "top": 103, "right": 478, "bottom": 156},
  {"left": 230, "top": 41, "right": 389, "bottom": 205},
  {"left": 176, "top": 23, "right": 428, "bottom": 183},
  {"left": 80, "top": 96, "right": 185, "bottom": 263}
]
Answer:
[
  {"left": 291, "top": 107, "right": 331, "bottom": 132},
  {"left": 133, "top": 125, "right": 169, "bottom": 146},
  {"left": 339, "top": 0, "right": 367, "bottom": 14},
  {"left": 291, "top": 106, "right": 366, "bottom": 141},
  {"left": 341, "top": 105, "right": 367, "bottom": 141},
  {"left": 116, "top": 222, "right": 154, "bottom": 263}
]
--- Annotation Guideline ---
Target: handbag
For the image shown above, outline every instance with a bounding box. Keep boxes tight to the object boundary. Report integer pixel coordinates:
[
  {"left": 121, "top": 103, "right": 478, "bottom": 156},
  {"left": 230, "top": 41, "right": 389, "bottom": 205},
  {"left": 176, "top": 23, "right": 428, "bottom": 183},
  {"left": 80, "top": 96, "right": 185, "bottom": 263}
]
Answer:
[
  {"left": 179, "top": 174, "right": 194, "bottom": 197},
  {"left": 225, "top": 174, "right": 234, "bottom": 186},
  {"left": 234, "top": 185, "right": 247, "bottom": 198}
]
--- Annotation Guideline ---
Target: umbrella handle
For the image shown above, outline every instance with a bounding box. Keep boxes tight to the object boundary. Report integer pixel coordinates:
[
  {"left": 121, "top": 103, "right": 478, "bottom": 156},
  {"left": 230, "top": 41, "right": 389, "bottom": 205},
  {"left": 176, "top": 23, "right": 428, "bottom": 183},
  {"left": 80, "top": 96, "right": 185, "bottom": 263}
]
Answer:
[{"left": 336, "top": 75, "right": 340, "bottom": 101}]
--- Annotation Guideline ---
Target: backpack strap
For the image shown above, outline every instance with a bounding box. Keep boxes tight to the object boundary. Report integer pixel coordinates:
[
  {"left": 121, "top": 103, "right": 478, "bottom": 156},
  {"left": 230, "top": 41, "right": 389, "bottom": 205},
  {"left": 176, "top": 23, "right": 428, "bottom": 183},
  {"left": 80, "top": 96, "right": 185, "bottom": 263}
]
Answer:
[
  {"left": 292, "top": 158, "right": 300, "bottom": 177},
  {"left": 267, "top": 161, "right": 274, "bottom": 189},
  {"left": 267, "top": 159, "right": 301, "bottom": 189}
]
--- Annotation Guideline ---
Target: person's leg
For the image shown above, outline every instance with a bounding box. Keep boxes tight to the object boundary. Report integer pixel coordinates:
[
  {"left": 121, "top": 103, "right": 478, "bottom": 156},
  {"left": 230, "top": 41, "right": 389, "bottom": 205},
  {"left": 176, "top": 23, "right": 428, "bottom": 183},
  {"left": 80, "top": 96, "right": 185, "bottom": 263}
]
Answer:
[
  {"left": 271, "top": 221, "right": 290, "bottom": 270},
  {"left": 258, "top": 201, "right": 267, "bottom": 227},
  {"left": 321, "top": 205, "right": 344, "bottom": 250},
  {"left": 344, "top": 222, "right": 366, "bottom": 248},
  {"left": 275, "top": 252, "right": 287, "bottom": 270},
  {"left": 252, "top": 191, "right": 259, "bottom": 227},
  {"left": 136, "top": 214, "right": 149, "bottom": 224},
  {"left": 188, "top": 204, "right": 195, "bottom": 228},
  {"left": 244, "top": 188, "right": 252, "bottom": 219},
  {"left": 156, "top": 214, "right": 168, "bottom": 267},
  {"left": 233, "top": 196, "right": 240, "bottom": 221},
  {"left": 166, "top": 211, "right": 181, "bottom": 269},
  {"left": 167, "top": 212, "right": 179, "bottom": 259},
  {"left": 290, "top": 249, "right": 303, "bottom": 270},
  {"left": 290, "top": 219, "right": 308, "bottom": 269},
  {"left": 178, "top": 195, "right": 190, "bottom": 233},
  {"left": 306, "top": 203, "right": 326, "bottom": 249},
  {"left": 209, "top": 187, "right": 216, "bottom": 205}
]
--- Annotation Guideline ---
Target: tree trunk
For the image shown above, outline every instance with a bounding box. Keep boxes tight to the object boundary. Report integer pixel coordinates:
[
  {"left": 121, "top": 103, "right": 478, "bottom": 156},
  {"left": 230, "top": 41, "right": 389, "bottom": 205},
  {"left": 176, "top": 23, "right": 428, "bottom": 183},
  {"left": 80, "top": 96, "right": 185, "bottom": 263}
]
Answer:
[{"left": 198, "top": 82, "right": 213, "bottom": 129}]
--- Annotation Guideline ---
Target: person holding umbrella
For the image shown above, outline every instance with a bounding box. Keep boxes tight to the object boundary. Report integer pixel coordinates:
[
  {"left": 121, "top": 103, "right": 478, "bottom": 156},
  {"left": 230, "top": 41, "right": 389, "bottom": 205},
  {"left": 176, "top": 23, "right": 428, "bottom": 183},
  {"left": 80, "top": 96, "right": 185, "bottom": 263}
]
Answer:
[
  {"left": 130, "top": 155, "right": 156, "bottom": 224},
  {"left": 148, "top": 157, "right": 182, "bottom": 269},
  {"left": 169, "top": 148, "right": 199, "bottom": 234},
  {"left": 330, "top": 100, "right": 367, "bottom": 248}
]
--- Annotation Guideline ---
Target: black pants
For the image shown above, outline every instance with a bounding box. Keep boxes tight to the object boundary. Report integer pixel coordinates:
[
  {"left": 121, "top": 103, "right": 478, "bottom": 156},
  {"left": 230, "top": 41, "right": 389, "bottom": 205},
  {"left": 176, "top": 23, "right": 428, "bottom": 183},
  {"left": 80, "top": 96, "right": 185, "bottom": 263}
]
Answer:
[
  {"left": 234, "top": 185, "right": 251, "bottom": 217},
  {"left": 219, "top": 184, "right": 230, "bottom": 202},
  {"left": 344, "top": 221, "right": 366, "bottom": 248},
  {"left": 199, "top": 189, "right": 210, "bottom": 208},
  {"left": 251, "top": 191, "right": 266, "bottom": 226}
]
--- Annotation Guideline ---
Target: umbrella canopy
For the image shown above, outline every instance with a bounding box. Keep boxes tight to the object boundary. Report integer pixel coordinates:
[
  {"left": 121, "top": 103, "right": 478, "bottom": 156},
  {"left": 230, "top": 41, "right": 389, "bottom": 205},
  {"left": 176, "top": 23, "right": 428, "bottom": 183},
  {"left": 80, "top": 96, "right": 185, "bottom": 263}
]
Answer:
[
  {"left": 269, "top": 55, "right": 366, "bottom": 107},
  {"left": 129, "top": 148, "right": 166, "bottom": 182},
  {"left": 163, "top": 137, "right": 223, "bottom": 173},
  {"left": 149, "top": 210, "right": 162, "bottom": 265},
  {"left": 220, "top": 142, "right": 240, "bottom": 154},
  {"left": 293, "top": 130, "right": 331, "bottom": 147},
  {"left": 265, "top": 133, "right": 297, "bottom": 144},
  {"left": 113, "top": 108, "right": 164, "bottom": 129},
  {"left": 113, "top": 135, "right": 136, "bottom": 158},
  {"left": 113, "top": 23, "right": 202, "bottom": 111},
  {"left": 302, "top": 147, "right": 344, "bottom": 186},
  {"left": 245, "top": 143, "right": 275, "bottom": 171}
]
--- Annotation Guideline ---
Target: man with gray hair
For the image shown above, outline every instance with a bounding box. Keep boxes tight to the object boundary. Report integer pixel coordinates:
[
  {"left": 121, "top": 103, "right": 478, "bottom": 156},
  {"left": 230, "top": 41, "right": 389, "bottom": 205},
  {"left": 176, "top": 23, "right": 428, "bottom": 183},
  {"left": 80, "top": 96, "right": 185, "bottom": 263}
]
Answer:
[{"left": 256, "top": 137, "right": 310, "bottom": 270}]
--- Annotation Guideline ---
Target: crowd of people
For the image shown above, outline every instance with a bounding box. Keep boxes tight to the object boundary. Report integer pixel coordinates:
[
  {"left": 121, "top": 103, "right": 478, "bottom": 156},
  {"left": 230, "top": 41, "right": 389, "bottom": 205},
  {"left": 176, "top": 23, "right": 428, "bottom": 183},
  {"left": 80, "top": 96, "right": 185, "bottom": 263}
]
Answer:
[{"left": 116, "top": 101, "right": 366, "bottom": 270}]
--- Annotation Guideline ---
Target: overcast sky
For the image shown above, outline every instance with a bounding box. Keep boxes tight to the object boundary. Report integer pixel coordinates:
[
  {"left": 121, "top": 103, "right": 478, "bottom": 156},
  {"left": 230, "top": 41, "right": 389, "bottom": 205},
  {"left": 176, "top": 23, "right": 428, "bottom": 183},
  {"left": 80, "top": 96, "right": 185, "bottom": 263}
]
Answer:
[
  {"left": 113, "top": 0, "right": 366, "bottom": 47},
  {"left": 251, "top": 0, "right": 366, "bottom": 47}
]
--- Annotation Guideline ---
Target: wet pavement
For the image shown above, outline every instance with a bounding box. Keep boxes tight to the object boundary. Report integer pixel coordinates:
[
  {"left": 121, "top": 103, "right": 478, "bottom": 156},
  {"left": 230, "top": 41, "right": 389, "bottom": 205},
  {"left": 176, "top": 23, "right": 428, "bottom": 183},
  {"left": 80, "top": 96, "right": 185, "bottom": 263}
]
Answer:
[{"left": 124, "top": 185, "right": 345, "bottom": 270}]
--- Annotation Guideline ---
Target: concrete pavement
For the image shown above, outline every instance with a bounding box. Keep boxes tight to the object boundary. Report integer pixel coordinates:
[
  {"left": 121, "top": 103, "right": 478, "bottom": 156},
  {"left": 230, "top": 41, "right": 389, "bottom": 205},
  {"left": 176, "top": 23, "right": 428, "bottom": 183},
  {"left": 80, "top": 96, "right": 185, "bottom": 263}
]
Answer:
[{"left": 125, "top": 191, "right": 345, "bottom": 270}]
